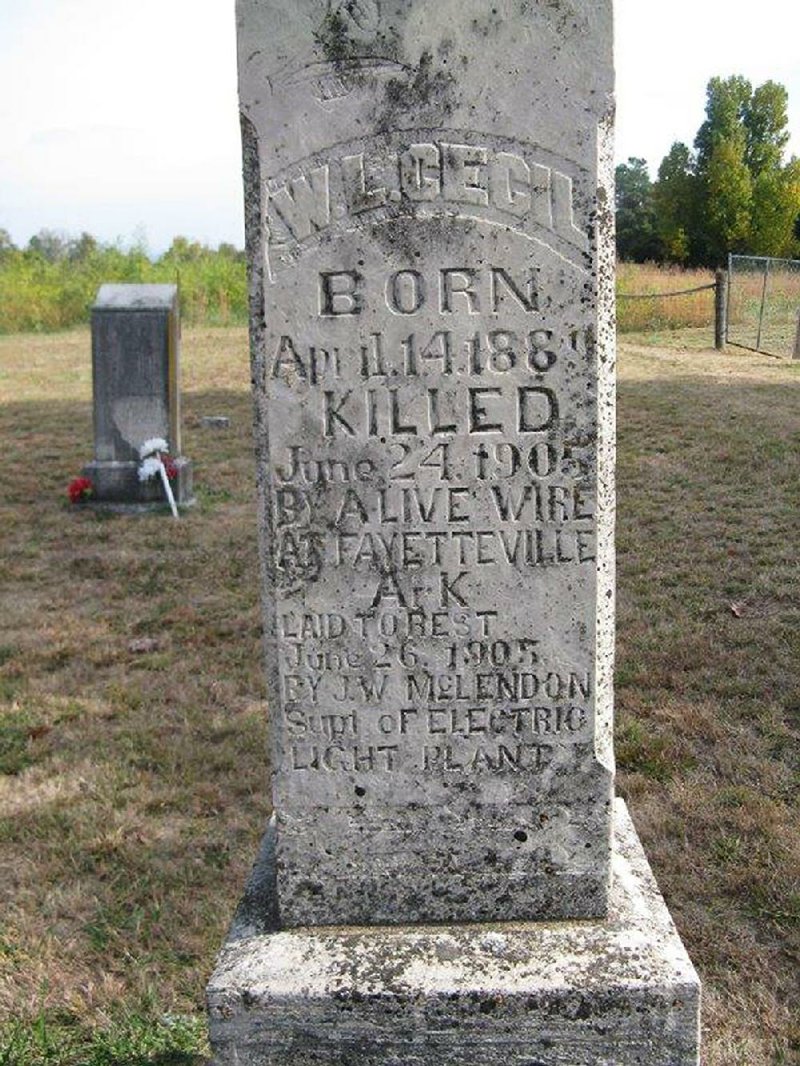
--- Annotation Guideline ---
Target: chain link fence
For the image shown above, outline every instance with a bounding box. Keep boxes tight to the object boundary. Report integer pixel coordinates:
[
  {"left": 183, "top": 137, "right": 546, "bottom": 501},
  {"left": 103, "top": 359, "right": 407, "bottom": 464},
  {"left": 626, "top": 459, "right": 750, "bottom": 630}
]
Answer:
[{"left": 727, "top": 254, "right": 800, "bottom": 358}]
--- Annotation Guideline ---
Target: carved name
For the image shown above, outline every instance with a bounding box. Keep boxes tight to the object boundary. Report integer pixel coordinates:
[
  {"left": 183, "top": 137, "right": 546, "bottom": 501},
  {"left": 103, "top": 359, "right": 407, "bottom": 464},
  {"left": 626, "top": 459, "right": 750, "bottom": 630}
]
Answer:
[{"left": 267, "top": 140, "right": 588, "bottom": 253}]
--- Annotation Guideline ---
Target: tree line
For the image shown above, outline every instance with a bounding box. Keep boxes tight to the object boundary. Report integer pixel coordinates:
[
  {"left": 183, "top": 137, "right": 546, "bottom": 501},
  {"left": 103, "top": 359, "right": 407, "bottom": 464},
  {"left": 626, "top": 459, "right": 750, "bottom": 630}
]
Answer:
[
  {"left": 617, "top": 76, "right": 800, "bottom": 266},
  {"left": 0, "top": 231, "right": 247, "bottom": 333}
]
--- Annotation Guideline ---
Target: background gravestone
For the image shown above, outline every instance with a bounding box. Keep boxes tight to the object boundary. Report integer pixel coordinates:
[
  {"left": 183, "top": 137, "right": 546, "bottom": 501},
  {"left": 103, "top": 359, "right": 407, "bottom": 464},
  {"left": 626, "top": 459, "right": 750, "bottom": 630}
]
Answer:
[
  {"left": 83, "top": 284, "right": 193, "bottom": 507},
  {"left": 207, "top": 2, "right": 701, "bottom": 1062}
]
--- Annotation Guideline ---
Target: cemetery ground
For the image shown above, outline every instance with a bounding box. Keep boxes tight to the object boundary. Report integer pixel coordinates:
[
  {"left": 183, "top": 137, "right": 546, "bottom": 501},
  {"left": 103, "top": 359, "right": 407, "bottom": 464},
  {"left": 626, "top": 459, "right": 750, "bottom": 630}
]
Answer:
[{"left": 0, "top": 325, "right": 798, "bottom": 1066}]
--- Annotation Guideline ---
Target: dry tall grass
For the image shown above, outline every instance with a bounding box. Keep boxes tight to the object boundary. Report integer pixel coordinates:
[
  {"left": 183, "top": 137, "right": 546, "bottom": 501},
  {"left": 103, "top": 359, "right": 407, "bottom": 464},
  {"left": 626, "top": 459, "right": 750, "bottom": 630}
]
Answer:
[
  {"left": 1, "top": 326, "right": 798, "bottom": 1064},
  {"left": 617, "top": 262, "right": 716, "bottom": 333},
  {"left": 727, "top": 262, "right": 800, "bottom": 356}
]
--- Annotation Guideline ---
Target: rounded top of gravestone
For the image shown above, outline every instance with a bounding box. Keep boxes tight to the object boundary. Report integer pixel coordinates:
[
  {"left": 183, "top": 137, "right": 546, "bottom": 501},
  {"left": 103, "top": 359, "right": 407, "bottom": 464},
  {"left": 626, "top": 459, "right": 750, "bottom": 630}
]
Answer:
[{"left": 93, "top": 284, "right": 178, "bottom": 311}]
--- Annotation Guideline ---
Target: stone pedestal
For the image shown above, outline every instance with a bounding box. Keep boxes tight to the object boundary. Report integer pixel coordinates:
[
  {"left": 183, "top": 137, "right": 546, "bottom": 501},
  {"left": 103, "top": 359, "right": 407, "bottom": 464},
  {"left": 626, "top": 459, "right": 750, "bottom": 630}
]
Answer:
[
  {"left": 83, "top": 284, "right": 194, "bottom": 509},
  {"left": 208, "top": 801, "right": 700, "bottom": 1065}
]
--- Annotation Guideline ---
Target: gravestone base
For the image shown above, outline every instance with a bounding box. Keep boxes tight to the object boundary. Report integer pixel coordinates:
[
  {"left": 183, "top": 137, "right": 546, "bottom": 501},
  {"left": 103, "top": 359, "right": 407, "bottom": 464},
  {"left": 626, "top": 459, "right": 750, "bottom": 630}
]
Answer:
[
  {"left": 207, "top": 800, "right": 700, "bottom": 1066},
  {"left": 82, "top": 457, "right": 194, "bottom": 510}
]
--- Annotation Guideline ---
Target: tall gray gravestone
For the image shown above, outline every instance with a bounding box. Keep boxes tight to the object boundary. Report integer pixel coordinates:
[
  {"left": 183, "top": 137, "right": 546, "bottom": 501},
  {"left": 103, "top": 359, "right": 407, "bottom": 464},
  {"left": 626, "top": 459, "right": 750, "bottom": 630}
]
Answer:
[
  {"left": 207, "top": 2, "right": 701, "bottom": 1062},
  {"left": 83, "top": 284, "right": 193, "bottom": 508}
]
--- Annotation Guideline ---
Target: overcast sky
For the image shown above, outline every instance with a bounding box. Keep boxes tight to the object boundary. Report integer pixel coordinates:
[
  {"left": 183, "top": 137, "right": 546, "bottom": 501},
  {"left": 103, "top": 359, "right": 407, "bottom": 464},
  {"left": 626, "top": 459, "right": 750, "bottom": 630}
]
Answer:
[{"left": 1, "top": 0, "right": 798, "bottom": 255}]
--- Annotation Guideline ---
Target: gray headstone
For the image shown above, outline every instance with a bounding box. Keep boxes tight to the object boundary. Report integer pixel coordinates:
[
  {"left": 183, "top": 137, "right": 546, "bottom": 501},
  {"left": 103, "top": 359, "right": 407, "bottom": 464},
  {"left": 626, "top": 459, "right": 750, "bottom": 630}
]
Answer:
[
  {"left": 208, "top": 2, "right": 700, "bottom": 1062},
  {"left": 83, "top": 284, "right": 193, "bottom": 507},
  {"left": 242, "top": 0, "right": 615, "bottom": 928}
]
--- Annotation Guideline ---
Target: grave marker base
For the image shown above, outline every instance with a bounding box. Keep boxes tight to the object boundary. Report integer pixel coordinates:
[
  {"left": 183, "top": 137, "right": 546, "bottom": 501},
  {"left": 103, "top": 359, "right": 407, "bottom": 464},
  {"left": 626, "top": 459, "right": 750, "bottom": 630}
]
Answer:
[
  {"left": 207, "top": 800, "right": 700, "bottom": 1065},
  {"left": 82, "top": 458, "right": 194, "bottom": 510}
]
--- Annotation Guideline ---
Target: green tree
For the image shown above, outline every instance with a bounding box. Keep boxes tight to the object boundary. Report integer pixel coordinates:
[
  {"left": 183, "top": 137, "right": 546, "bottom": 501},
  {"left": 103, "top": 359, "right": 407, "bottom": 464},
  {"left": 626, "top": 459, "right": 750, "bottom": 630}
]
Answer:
[
  {"left": 653, "top": 143, "right": 695, "bottom": 263},
  {"left": 217, "top": 241, "right": 245, "bottom": 262},
  {"left": 615, "top": 158, "right": 661, "bottom": 261},
  {"left": 749, "top": 161, "right": 800, "bottom": 257},
  {"left": 694, "top": 76, "right": 753, "bottom": 171},
  {"left": 27, "top": 229, "right": 70, "bottom": 262},
  {"left": 161, "top": 236, "right": 205, "bottom": 263},
  {"left": 0, "top": 228, "right": 16, "bottom": 261},
  {"left": 658, "top": 75, "right": 799, "bottom": 265},
  {"left": 702, "top": 133, "right": 753, "bottom": 262},
  {"left": 67, "top": 232, "right": 98, "bottom": 262},
  {"left": 744, "top": 81, "right": 789, "bottom": 177}
]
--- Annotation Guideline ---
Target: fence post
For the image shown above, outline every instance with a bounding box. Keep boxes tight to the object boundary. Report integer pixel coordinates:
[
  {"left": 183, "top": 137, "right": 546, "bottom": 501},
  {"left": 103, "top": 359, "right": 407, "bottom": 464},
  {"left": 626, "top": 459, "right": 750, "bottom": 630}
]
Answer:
[
  {"left": 793, "top": 311, "right": 800, "bottom": 361},
  {"left": 715, "top": 269, "right": 727, "bottom": 350},
  {"left": 756, "top": 258, "right": 770, "bottom": 351}
]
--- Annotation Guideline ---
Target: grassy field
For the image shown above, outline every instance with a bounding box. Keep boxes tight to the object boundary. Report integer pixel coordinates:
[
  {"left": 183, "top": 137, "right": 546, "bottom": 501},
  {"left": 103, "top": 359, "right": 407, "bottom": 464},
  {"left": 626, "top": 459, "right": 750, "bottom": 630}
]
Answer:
[
  {"left": 617, "top": 262, "right": 717, "bottom": 333},
  {"left": 1, "top": 326, "right": 799, "bottom": 1065}
]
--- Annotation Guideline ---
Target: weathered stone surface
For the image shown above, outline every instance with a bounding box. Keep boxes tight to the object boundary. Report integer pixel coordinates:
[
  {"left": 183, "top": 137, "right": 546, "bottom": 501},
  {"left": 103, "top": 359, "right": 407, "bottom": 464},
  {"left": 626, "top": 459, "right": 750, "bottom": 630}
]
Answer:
[
  {"left": 212, "top": 3, "right": 702, "bottom": 1060},
  {"left": 84, "top": 283, "right": 193, "bottom": 507},
  {"left": 238, "top": 0, "right": 615, "bottom": 927},
  {"left": 207, "top": 800, "right": 701, "bottom": 1066}
]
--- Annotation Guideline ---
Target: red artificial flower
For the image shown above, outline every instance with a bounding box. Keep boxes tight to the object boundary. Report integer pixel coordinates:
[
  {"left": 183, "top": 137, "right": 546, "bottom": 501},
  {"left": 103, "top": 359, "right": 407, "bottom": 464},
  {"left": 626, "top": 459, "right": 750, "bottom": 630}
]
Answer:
[
  {"left": 67, "top": 476, "right": 94, "bottom": 504},
  {"left": 163, "top": 456, "right": 178, "bottom": 481}
]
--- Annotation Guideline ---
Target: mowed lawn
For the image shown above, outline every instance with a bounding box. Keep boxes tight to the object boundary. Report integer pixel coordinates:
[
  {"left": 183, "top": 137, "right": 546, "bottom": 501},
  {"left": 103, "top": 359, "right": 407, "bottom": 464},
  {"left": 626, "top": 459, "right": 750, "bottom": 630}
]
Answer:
[{"left": 0, "top": 326, "right": 798, "bottom": 1065}]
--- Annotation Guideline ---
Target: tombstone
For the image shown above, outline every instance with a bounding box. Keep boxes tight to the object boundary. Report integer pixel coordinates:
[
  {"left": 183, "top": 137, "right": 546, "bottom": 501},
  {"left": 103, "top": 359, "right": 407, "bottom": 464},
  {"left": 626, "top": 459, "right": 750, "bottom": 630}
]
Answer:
[
  {"left": 83, "top": 284, "right": 193, "bottom": 508},
  {"left": 207, "top": 2, "right": 701, "bottom": 1062}
]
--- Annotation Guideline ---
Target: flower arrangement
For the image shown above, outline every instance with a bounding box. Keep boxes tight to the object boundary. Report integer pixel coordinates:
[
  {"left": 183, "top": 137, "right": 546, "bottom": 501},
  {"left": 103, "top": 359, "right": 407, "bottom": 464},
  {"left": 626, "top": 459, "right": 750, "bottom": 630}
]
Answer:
[
  {"left": 67, "top": 476, "right": 94, "bottom": 504},
  {"left": 138, "top": 438, "right": 179, "bottom": 518}
]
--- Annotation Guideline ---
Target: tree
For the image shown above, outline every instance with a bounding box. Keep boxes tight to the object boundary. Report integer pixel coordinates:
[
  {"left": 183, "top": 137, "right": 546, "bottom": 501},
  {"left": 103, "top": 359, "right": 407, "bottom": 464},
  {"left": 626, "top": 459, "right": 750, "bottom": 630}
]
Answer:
[
  {"left": 67, "top": 232, "right": 98, "bottom": 262},
  {"left": 0, "top": 228, "right": 16, "bottom": 261},
  {"left": 744, "top": 81, "right": 789, "bottom": 177},
  {"left": 160, "top": 236, "right": 206, "bottom": 263},
  {"left": 702, "top": 133, "right": 752, "bottom": 262},
  {"left": 749, "top": 161, "right": 800, "bottom": 258},
  {"left": 217, "top": 242, "right": 245, "bottom": 262},
  {"left": 27, "top": 229, "right": 70, "bottom": 262},
  {"left": 653, "top": 143, "right": 695, "bottom": 263},
  {"left": 615, "top": 158, "right": 661, "bottom": 261},
  {"left": 693, "top": 78, "right": 755, "bottom": 264},
  {"left": 655, "top": 75, "right": 799, "bottom": 265},
  {"left": 694, "top": 76, "right": 752, "bottom": 172}
]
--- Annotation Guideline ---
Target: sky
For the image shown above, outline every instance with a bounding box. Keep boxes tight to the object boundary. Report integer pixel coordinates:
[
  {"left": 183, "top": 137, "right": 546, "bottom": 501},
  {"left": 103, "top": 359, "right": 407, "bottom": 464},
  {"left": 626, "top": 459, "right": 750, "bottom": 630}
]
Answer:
[{"left": 1, "top": 0, "right": 798, "bottom": 255}]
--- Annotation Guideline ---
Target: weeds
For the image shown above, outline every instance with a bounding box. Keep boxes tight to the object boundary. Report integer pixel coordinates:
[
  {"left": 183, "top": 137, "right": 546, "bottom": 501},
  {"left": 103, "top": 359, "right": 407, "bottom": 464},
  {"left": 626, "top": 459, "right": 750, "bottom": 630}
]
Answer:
[
  {"left": 617, "top": 262, "right": 716, "bottom": 332},
  {"left": 0, "top": 242, "right": 246, "bottom": 334}
]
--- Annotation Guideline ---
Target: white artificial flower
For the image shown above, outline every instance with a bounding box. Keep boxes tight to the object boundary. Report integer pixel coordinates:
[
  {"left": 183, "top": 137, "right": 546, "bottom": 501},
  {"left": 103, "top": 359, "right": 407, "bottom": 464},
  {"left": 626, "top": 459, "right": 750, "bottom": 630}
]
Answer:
[
  {"left": 139, "top": 437, "right": 169, "bottom": 459},
  {"left": 138, "top": 456, "right": 163, "bottom": 482}
]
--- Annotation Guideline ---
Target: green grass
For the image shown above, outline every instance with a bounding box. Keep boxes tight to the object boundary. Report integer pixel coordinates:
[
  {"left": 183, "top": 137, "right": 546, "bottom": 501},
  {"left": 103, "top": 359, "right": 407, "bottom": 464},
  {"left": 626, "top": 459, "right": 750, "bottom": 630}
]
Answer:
[
  {"left": 1, "top": 325, "right": 798, "bottom": 1065},
  {"left": 0, "top": 1009, "right": 206, "bottom": 1066},
  {"left": 616, "top": 262, "right": 716, "bottom": 333}
]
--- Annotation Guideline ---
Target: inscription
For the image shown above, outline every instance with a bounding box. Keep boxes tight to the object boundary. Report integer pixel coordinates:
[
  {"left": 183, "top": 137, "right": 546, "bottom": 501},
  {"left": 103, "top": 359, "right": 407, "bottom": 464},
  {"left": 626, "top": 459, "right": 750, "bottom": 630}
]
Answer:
[
  {"left": 282, "top": 699, "right": 589, "bottom": 776},
  {"left": 266, "top": 137, "right": 589, "bottom": 265},
  {"left": 265, "top": 159, "right": 597, "bottom": 779},
  {"left": 272, "top": 322, "right": 587, "bottom": 386},
  {"left": 319, "top": 265, "right": 538, "bottom": 317}
]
